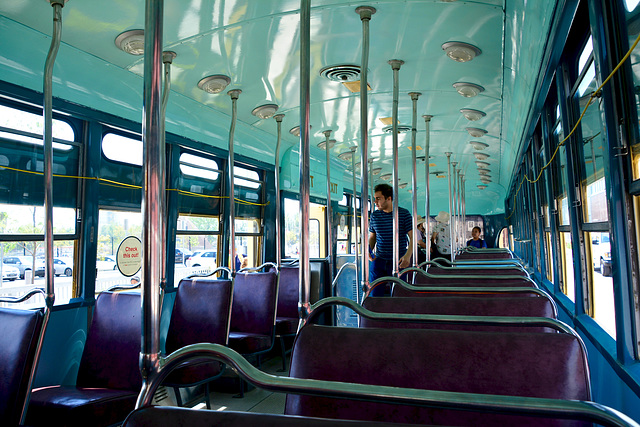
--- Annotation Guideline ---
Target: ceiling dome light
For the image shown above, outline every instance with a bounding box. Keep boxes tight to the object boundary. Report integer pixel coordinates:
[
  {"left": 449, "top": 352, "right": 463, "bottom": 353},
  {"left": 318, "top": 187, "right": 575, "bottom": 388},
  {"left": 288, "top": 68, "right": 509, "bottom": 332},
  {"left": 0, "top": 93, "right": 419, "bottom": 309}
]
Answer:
[
  {"left": 481, "top": 178, "right": 492, "bottom": 184},
  {"left": 477, "top": 185, "right": 487, "bottom": 190},
  {"left": 453, "top": 82, "right": 485, "bottom": 98},
  {"left": 442, "top": 42, "right": 482, "bottom": 62},
  {"left": 115, "top": 29, "right": 145, "bottom": 55},
  {"left": 469, "top": 141, "right": 489, "bottom": 151},
  {"left": 466, "top": 127, "right": 487, "bottom": 138},
  {"left": 372, "top": 167, "right": 382, "bottom": 175},
  {"left": 338, "top": 151, "right": 354, "bottom": 161},
  {"left": 317, "top": 139, "right": 336, "bottom": 150},
  {"left": 382, "top": 124, "right": 412, "bottom": 134},
  {"left": 380, "top": 173, "right": 392, "bottom": 181},
  {"left": 399, "top": 183, "right": 408, "bottom": 189},
  {"left": 460, "top": 109, "right": 486, "bottom": 121},
  {"left": 475, "top": 161, "right": 490, "bottom": 168},
  {"left": 474, "top": 152, "right": 490, "bottom": 161},
  {"left": 252, "top": 103, "right": 279, "bottom": 119},
  {"left": 198, "top": 75, "right": 231, "bottom": 94},
  {"left": 479, "top": 171, "right": 491, "bottom": 176}
]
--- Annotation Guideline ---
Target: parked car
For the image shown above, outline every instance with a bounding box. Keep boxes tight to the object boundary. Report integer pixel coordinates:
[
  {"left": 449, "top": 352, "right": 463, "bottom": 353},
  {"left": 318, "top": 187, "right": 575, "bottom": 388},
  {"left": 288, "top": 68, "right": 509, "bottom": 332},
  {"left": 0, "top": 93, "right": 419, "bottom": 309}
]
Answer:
[
  {"left": 175, "top": 248, "right": 192, "bottom": 265},
  {"left": 3, "top": 256, "right": 44, "bottom": 279},
  {"left": 55, "top": 257, "right": 74, "bottom": 276},
  {"left": 2, "top": 264, "right": 20, "bottom": 281},
  {"left": 592, "top": 233, "right": 612, "bottom": 277},
  {"left": 96, "top": 255, "right": 118, "bottom": 271},
  {"left": 187, "top": 250, "right": 217, "bottom": 269},
  {"left": 35, "top": 257, "right": 73, "bottom": 277},
  {"left": 185, "top": 251, "right": 202, "bottom": 267}
]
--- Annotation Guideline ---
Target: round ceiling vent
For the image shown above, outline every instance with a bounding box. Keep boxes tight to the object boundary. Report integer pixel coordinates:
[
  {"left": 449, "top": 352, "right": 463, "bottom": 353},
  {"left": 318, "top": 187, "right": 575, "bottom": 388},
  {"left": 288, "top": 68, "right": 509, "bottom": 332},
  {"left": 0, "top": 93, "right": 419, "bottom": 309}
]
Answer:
[
  {"left": 320, "top": 64, "right": 361, "bottom": 82},
  {"left": 382, "top": 124, "right": 412, "bottom": 134}
]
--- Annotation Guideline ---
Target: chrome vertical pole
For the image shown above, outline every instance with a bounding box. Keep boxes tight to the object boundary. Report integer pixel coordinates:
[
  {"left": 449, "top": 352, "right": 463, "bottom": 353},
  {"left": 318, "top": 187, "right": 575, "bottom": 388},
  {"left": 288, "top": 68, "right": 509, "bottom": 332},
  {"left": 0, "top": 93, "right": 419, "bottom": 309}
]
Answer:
[
  {"left": 227, "top": 89, "right": 242, "bottom": 276},
  {"left": 299, "top": 0, "right": 312, "bottom": 322},
  {"left": 369, "top": 158, "right": 375, "bottom": 216},
  {"left": 323, "top": 130, "right": 334, "bottom": 280},
  {"left": 423, "top": 115, "right": 432, "bottom": 257},
  {"left": 356, "top": 6, "right": 375, "bottom": 290},
  {"left": 43, "top": 0, "right": 64, "bottom": 304},
  {"left": 349, "top": 147, "right": 360, "bottom": 303},
  {"left": 459, "top": 170, "right": 464, "bottom": 246},
  {"left": 140, "top": 0, "right": 163, "bottom": 383},
  {"left": 409, "top": 92, "right": 421, "bottom": 267},
  {"left": 274, "top": 114, "right": 285, "bottom": 269},
  {"left": 388, "top": 59, "right": 404, "bottom": 277},
  {"left": 451, "top": 161, "right": 458, "bottom": 255},
  {"left": 159, "top": 51, "right": 175, "bottom": 294},
  {"left": 446, "top": 152, "right": 453, "bottom": 259}
]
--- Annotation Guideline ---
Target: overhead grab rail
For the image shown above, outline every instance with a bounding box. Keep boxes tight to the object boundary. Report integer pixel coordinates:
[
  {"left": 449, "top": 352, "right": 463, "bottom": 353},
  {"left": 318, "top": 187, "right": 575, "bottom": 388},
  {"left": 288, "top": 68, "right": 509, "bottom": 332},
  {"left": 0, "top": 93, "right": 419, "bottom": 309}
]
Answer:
[{"left": 134, "top": 343, "right": 637, "bottom": 427}]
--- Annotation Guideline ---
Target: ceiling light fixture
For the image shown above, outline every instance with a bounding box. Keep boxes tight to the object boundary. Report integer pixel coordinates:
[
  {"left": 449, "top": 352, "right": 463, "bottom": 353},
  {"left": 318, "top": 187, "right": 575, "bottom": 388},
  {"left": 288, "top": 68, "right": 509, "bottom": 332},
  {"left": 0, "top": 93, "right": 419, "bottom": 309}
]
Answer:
[
  {"left": 467, "top": 127, "right": 488, "bottom": 138},
  {"left": 453, "top": 82, "right": 485, "bottom": 98},
  {"left": 251, "top": 103, "right": 279, "bottom": 119},
  {"left": 115, "top": 29, "right": 145, "bottom": 55},
  {"left": 380, "top": 173, "right": 392, "bottom": 181},
  {"left": 478, "top": 167, "right": 491, "bottom": 173},
  {"left": 469, "top": 141, "right": 489, "bottom": 150},
  {"left": 372, "top": 168, "right": 382, "bottom": 175},
  {"left": 399, "top": 183, "right": 408, "bottom": 189},
  {"left": 442, "top": 42, "right": 482, "bottom": 62},
  {"left": 338, "top": 151, "right": 354, "bottom": 161},
  {"left": 475, "top": 161, "right": 490, "bottom": 167},
  {"left": 474, "top": 152, "right": 490, "bottom": 160},
  {"left": 477, "top": 185, "right": 487, "bottom": 190},
  {"left": 481, "top": 178, "right": 492, "bottom": 184},
  {"left": 479, "top": 171, "right": 491, "bottom": 176},
  {"left": 460, "top": 108, "right": 486, "bottom": 121},
  {"left": 382, "top": 124, "right": 412, "bottom": 134},
  {"left": 198, "top": 75, "right": 231, "bottom": 94},
  {"left": 317, "top": 139, "right": 336, "bottom": 150}
]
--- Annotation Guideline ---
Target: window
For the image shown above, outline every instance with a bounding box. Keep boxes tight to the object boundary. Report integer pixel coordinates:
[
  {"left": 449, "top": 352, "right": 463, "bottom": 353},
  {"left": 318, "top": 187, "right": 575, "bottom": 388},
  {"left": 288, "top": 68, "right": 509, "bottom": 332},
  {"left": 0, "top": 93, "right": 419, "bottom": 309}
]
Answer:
[
  {"left": 497, "top": 227, "right": 510, "bottom": 249},
  {"left": 234, "top": 166, "right": 260, "bottom": 189},
  {"left": 0, "top": 104, "right": 75, "bottom": 150},
  {"left": 284, "top": 198, "right": 324, "bottom": 258},
  {"left": 235, "top": 218, "right": 262, "bottom": 269},
  {"left": 97, "top": 209, "right": 141, "bottom": 291},
  {"left": 586, "top": 231, "right": 615, "bottom": 338},
  {"left": 180, "top": 153, "right": 220, "bottom": 181},
  {"left": 560, "top": 232, "right": 575, "bottom": 302},
  {"left": 0, "top": 203, "right": 77, "bottom": 307},
  {"left": 176, "top": 214, "right": 219, "bottom": 283},
  {"left": 102, "top": 133, "right": 142, "bottom": 165}
]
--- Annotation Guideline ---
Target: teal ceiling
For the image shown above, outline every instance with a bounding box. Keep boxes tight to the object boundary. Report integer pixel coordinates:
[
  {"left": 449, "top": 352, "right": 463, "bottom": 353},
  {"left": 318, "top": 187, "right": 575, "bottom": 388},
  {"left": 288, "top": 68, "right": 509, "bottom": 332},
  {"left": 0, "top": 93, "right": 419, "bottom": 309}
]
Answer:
[{"left": 0, "top": 0, "right": 560, "bottom": 215}]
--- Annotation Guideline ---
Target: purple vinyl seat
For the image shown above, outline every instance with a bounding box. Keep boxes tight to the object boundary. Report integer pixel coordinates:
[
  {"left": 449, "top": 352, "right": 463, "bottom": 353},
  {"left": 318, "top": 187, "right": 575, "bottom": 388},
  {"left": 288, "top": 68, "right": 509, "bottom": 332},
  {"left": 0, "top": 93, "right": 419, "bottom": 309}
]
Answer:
[
  {"left": 361, "top": 296, "right": 556, "bottom": 332},
  {"left": 427, "top": 265, "right": 528, "bottom": 276},
  {"left": 286, "top": 325, "right": 590, "bottom": 426},
  {"left": 456, "top": 251, "right": 514, "bottom": 260},
  {"left": 27, "top": 292, "right": 141, "bottom": 427},
  {"left": 163, "top": 278, "right": 233, "bottom": 408},
  {"left": 0, "top": 307, "right": 43, "bottom": 426},
  {"left": 275, "top": 266, "right": 299, "bottom": 370},
  {"left": 228, "top": 270, "right": 278, "bottom": 357},
  {"left": 410, "top": 272, "right": 534, "bottom": 287}
]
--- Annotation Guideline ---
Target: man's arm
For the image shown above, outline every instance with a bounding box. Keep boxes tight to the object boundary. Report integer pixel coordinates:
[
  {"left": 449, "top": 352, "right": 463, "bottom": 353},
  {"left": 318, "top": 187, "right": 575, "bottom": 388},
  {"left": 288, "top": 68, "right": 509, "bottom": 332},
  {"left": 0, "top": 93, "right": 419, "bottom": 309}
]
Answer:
[
  {"left": 368, "top": 231, "right": 376, "bottom": 261},
  {"left": 399, "top": 231, "right": 413, "bottom": 268}
]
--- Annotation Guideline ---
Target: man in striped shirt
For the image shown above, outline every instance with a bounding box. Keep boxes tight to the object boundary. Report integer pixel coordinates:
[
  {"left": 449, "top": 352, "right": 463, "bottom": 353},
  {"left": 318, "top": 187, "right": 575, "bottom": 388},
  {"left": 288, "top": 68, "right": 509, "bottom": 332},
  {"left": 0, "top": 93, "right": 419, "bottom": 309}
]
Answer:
[{"left": 368, "top": 183, "right": 414, "bottom": 296}]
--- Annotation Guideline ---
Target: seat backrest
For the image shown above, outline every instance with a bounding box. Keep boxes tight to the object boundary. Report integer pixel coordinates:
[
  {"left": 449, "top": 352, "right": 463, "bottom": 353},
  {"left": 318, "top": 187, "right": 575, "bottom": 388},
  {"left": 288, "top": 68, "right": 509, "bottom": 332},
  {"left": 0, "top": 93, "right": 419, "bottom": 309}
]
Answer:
[
  {"left": 166, "top": 278, "right": 233, "bottom": 353},
  {"left": 392, "top": 286, "right": 541, "bottom": 298},
  {"left": 277, "top": 266, "right": 299, "bottom": 319},
  {"left": 76, "top": 292, "right": 141, "bottom": 391},
  {"left": 411, "top": 273, "right": 533, "bottom": 287},
  {"left": 286, "top": 325, "right": 590, "bottom": 426},
  {"left": 456, "top": 251, "right": 514, "bottom": 260},
  {"left": 0, "top": 307, "right": 43, "bottom": 425},
  {"left": 231, "top": 270, "right": 278, "bottom": 338},
  {"left": 427, "top": 266, "right": 528, "bottom": 277},
  {"left": 361, "top": 296, "right": 555, "bottom": 332}
]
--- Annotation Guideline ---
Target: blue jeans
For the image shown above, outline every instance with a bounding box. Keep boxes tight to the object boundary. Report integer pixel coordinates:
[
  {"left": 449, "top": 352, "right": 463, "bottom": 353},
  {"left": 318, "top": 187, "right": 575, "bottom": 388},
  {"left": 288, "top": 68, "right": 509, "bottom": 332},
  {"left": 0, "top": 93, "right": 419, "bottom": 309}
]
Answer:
[{"left": 369, "top": 257, "right": 393, "bottom": 297}]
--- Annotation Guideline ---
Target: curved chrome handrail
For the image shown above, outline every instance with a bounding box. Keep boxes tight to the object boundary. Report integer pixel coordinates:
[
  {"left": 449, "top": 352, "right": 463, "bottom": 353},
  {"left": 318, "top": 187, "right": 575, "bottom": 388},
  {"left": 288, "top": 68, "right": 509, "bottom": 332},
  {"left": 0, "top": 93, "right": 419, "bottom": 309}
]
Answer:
[
  {"left": 398, "top": 267, "right": 538, "bottom": 287},
  {"left": 421, "top": 260, "right": 527, "bottom": 273},
  {"left": 239, "top": 262, "right": 278, "bottom": 273},
  {"left": 332, "top": 262, "right": 357, "bottom": 289},
  {"left": 306, "top": 296, "right": 573, "bottom": 335},
  {"left": 187, "top": 266, "right": 231, "bottom": 279},
  {"left": 134, "top": 343, "right": 637, "bottom": 427},
  {"left": 0, "top": 287, "right": 47, "bottom": 304},
  {"left": 105, "top": 283, "right": 142, "bottom": 293},
  {"left": 433, "top": 256, "right": 522, "bottom": 267}
]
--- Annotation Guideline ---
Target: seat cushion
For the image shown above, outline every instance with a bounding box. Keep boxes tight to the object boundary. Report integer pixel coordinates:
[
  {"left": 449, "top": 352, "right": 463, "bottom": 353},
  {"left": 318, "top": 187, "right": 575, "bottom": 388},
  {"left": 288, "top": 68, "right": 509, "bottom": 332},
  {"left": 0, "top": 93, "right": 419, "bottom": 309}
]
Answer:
[
  {"left": 228, "top": 332, "right": 272, "bottom": 354},
  {"left": 276, "top": 317, "right": 298, "bottom": 336},
  {"left": 27, "top": 385, "right": 137, "bottom": 427}
]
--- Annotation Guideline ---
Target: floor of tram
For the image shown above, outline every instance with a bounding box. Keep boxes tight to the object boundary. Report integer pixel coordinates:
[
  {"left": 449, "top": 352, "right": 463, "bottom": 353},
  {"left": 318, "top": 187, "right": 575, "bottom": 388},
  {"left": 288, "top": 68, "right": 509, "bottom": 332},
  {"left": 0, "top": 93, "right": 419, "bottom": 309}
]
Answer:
[{"left": 157, "top": 351, "right": 290, "bottom": 414}]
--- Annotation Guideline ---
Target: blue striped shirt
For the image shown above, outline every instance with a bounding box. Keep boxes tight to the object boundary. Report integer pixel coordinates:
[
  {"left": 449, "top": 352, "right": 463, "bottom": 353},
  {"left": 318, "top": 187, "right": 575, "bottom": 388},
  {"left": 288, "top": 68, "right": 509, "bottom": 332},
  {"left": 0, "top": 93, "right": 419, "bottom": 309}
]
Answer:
[{"left": 369, "top": 207, "right": 413, "bottom": 260}]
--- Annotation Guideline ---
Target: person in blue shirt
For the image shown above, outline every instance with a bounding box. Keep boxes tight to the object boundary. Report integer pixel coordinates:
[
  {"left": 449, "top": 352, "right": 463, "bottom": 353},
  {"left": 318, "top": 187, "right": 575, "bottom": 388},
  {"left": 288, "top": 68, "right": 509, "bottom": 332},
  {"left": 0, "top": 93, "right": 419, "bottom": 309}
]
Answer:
[
  {"left": 368, "top": 183, "right": 414, "bottom": 296},
  {"left": 467, "top": 226, "right": 488, "bottom": 249}
]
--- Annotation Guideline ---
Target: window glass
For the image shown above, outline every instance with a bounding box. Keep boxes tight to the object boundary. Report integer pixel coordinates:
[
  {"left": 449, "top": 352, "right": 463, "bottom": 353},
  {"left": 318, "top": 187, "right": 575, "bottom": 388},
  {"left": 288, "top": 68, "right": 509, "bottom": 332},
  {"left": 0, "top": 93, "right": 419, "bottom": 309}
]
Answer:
[
  {"left": 284, "top": 198, "right": 323, "bottom": 258},
  {"left": 626, "top": 0, "right": 640, "bottom": 12},
  {"left": 102, "top": 133, "right": 142, "bottom": 165},
  {"left": 234, "top": 166, "right": 260, "bottom": 189},
  {"left": 560, "top": 232, "right": 575, "bottom": 302},
  {"left": 338, "top": 194, "right": 348, "bottom": 206},
  {"left": 626, "top": 6, "right": 640, "bottom": 179},
  {"left": 176, "top": 214, "right": 220, "bottom": 282},
  {"left": 0, "top": 104, "right": 74, "bottom": 150},
  {"left": 546, "top": 231, "right": 554, "bottom": 283},
  {"left": 97, "top": 209, "right": 141, "bottom": 292},
  {"left": 180, "top": 153, "right": 220, "bottom": 181},
  {"left": 497, "top": 227, "right": 510, "bottom": 249},
  {"left": 578, "top": 36, "right": 593, "bottom": 77},
  {"left": 586, "top": 231, "right": 616, "bottom": 338}
]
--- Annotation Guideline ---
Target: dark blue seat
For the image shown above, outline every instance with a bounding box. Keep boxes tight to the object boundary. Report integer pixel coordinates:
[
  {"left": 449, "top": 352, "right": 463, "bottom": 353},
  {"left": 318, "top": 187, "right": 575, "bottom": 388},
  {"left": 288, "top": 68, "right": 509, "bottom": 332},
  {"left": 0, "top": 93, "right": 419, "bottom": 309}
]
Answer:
[
  {"left": 163, "top": 277, "right": 233, "bottom": 408},
  {"left": 26, "top": 292, "right": 141, "bottom": 427},
  {"left": 228, "top": 270, "right": 278, "bottom": 357},
  {"left": 285, "top": 324, "right": 590, "bottom": 426},
  {"left": 361, "top": 296, "right": 556, "bottom": 332},
  {"left": 0, "top": 307, "right": 43, "bottom": 426}
]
